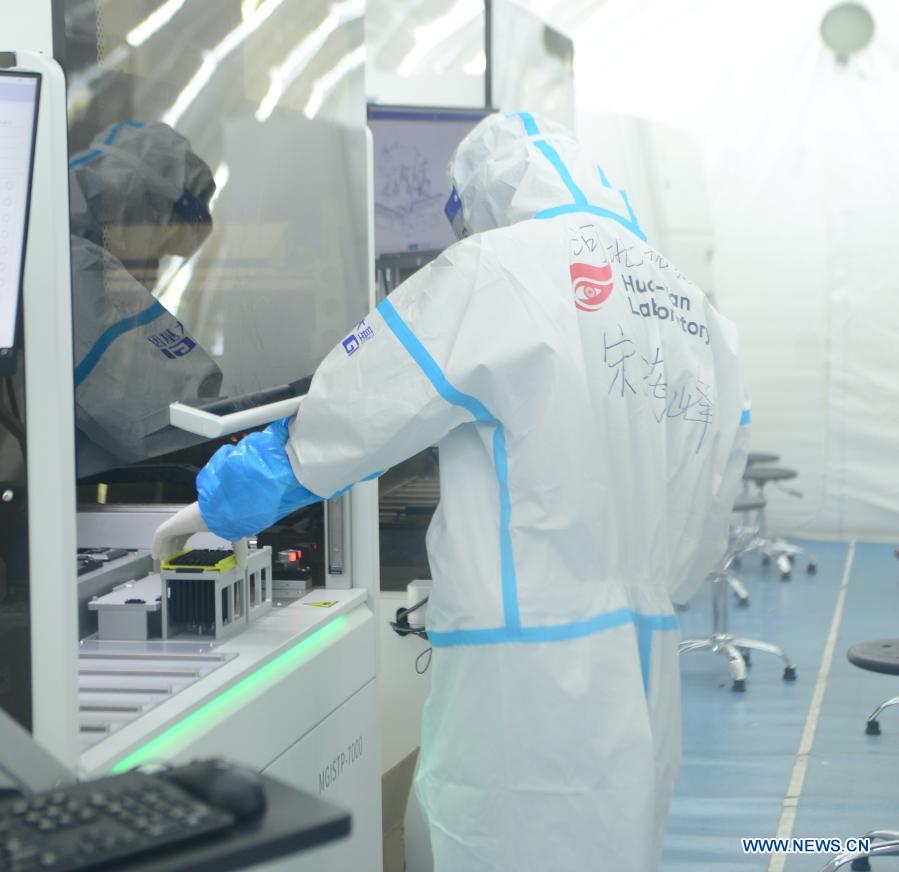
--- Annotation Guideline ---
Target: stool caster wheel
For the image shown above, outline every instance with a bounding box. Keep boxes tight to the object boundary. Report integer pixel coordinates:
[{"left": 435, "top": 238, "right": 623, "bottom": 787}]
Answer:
[
  {"left": 783, "top": 666, "right": 796, "bottom": 682},
  {"left": 761, "top": 555, "right": 771, "bottom": 567},
  {"left": 732, "top": 678, "right": 746, "bottom": 692},
  {"left": 674, "top": 602, "right": 689, "bottom": 612},
  {"left": 807, "top": 562, "right": 817, "bottom": 575},
  {"left": 739, "top": 648, "right": 751, "bottom": 667},
  {"left": 732, "top": 557, "right": 742, "bottom": 569},
  {"left": 866, "top": 719, "right": 881, "bottom": 735},
  {"left": 851, "top": 857, "right": 871, "bottom": 871},
  {"left": 737, "top": 596, "right": 750, "bottom": 608},
  {"left": 777, "top": 554, "right": 793, "bottom": 580}
]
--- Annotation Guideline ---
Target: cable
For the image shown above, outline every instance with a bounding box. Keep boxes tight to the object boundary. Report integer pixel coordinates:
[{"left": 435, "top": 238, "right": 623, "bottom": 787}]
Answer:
[
  {"left": 389, "top": 597, "right": 432, "bottom": 673},
  {"left": 416, "top": 647, "right": 432, "bottom": 675},
  {"left": 389, "top": 596, "right": 429, "bottom": 639},
  {"left": 398, "top": 595, "right": 428, "bottom": 621}
]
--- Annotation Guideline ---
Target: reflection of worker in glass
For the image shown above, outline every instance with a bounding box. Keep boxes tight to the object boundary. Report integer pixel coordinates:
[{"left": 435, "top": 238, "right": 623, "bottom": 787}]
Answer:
[
  {"left": 156, "top": 113, "right": 749, "bottom": 871},
  {"left": 69, "top": 121, "right": 222, "bottom": 477}
]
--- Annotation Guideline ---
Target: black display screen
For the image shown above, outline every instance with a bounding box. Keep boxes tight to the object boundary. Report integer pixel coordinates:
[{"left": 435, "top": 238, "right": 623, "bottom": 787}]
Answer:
[{"left": 0, "top": 72, "right": 40, "bottom": 377}]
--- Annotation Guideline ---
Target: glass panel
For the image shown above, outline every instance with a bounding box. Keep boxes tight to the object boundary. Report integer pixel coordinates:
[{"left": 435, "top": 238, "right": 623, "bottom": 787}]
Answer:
[
  {"left": 57, "top": 0, "right": 369, "bottom": 477},
  {"left": 366, "top": 0, "right": 486, "bottom": 107},
  {"left": 367, "top": 106, "right": 489, "bottom": 591},
  {"left": 491, "top": 0, "right": 575, "bottom": 128}
]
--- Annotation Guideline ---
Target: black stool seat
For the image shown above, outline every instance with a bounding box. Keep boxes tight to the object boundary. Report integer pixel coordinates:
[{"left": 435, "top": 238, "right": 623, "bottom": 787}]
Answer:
[
  {"left": 743, "top": 465, "right": 797, "bottom": 484},
  {"left": 747, "top": 452, "right": 781, "bottom": 465},
  {"left": 734, "top": 495, "right": 766, "bottom": 512},
  {"left": 848, "top": 639, "right": 899, "bottom": 676}
]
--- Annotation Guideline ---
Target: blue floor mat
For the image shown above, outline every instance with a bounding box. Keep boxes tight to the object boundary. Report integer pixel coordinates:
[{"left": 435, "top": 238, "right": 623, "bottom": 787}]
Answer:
[{"left": 660, "top": 539, "right": 894, "bottom": 871}]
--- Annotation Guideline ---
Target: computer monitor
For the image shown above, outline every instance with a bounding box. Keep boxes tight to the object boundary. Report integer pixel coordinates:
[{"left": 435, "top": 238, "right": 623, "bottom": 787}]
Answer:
[
  {"left": 0, "top": 71, "right": 40, "bottom": 376},
  {"left": 368, "top": 105, "right": 490, "bottom": 259}
]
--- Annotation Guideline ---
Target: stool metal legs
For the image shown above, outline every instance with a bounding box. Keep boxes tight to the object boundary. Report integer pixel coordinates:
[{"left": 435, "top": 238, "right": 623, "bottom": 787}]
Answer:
[
  {"left": 678, "top": 633, "right": 748, "bottom": 684},
  {"left": 737, "top": 496, "right": 818, "bottom": 580},
  {"left": 821, "top": 836, "right": 899, "bottom": 872},
  {"left": 763, "top": 538, "right": 818, "bottom": 579},
  {"left": 726, "top": 573, "right": 750, "bottom": 606},
  {"left": 864, "top": 696, "right": 899, "bottom": 735},
  {"left": 727, "top": 524, "right": 764, "bottom": 605},
  {"left": 679, "top": 566, "right": 796, "bottom": 691},
  {"left": 730, "top": 637, "right": 794, "bottom": 673}
]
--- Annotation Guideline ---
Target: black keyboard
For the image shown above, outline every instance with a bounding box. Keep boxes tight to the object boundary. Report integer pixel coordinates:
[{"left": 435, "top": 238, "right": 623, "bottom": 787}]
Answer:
[
  {"left": 0, "top": 771, "right": 234, "bottom": 871},
  {"left": 164, "top": 549, "right": 234, "bottom": 568}
]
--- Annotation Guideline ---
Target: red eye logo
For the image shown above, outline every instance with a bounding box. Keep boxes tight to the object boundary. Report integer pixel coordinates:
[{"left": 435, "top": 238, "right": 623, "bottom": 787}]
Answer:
[{"left": 570, "top": 262, "right": 614, "bottom": 312}]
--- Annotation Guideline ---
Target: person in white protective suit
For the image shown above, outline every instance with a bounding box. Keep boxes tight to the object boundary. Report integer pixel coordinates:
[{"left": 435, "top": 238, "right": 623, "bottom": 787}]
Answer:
[
  {"left": 69, "top": 121, "right": 222, "bottom": 477},
  {"left": 155, "top": 111, "right": 749, "bottom": 871}
]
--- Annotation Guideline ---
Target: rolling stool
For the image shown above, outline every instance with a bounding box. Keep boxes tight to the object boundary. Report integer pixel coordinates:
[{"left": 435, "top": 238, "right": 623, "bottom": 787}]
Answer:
[
  {"left": 727, "top": 494, "right": 769, "bottom": 607},
  {"left": 740, "top": 465, "right": 817, "bottom": 580},
  {"left": 679, "top": 525, "right": 796, "bottom": 692},
  {"left": 847, "top": 640, "right": 899, "bottom": 735},
  {"left": 821, "top": 833, "right": 899, "bottom": 871},
  {"left": 742, "top": 453, "right": 781, "bottom": 495},
  {"left": 747, "top": 451, "right": 781, "bottom": 466},
  {"left": 675, "top": 497, "right": 759, "bottom": 611}
]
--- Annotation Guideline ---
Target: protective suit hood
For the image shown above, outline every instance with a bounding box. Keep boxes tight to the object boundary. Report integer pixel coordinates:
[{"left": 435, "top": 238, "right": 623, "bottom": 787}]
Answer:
[
  {"left": 69, "top": 121, "right": 216, "bottom": 266},
  {"left": 448, "top": 111, "right": 644, "bottom": 239}
]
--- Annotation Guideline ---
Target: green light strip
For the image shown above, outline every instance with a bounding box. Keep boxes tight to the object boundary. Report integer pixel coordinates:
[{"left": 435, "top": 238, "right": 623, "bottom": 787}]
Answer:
[{"left": 109, "top": 615, "right": 348, "bottom": 773}]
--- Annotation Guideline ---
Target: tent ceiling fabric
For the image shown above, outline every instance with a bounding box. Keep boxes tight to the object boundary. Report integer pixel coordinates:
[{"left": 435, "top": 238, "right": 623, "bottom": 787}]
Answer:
[
  {"left": 573, "top": 0, "right": 899, "bottom": 127},
  {"left": 520, "top": 0, "right": 609, "bottom": 35},
  {"left": 570, "top": 0, "right": 899, "bottom": 537}
]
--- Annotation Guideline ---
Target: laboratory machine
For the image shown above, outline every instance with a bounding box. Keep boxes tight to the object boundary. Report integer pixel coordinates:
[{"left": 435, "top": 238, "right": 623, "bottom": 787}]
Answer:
[{"left": 0, "top": 3, "right": 382, "bottom": 869}]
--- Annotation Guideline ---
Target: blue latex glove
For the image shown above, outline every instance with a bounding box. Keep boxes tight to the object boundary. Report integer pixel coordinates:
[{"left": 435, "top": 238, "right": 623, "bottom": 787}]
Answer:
[{"left": 197, "top": 417, "right": 323, "bottom": 541}]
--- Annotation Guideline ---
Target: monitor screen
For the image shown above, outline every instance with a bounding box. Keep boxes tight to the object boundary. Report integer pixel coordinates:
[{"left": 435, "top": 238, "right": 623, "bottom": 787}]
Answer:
[
  {"left": 0, "top": 71, "right": 40, "bottom": 372},
  {"left": 368, "top": 106, "right": 490, "bottom": 258}
]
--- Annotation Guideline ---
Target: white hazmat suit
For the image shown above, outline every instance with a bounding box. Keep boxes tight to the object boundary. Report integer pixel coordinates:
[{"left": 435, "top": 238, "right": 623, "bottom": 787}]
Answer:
[
  {"left": 158, "top": 111, "right": 749, "bottom": 871},
  {"left": 69, "top": 121, "right": 222, "bottom": 475}
]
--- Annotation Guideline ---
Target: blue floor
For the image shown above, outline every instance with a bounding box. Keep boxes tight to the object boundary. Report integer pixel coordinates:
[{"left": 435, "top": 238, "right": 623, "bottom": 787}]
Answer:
[{"left": 662, "top": 540, "right": 899, "bottom": 871}]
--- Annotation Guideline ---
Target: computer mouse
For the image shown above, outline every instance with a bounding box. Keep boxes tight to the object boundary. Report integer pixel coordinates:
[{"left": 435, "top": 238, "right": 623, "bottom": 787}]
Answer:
[
  {"left": 166, "top": 760, "right": 267, "bottom": 822},
  {"left": 205, "top": 767, "right": 267, "bottom": 822}
]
